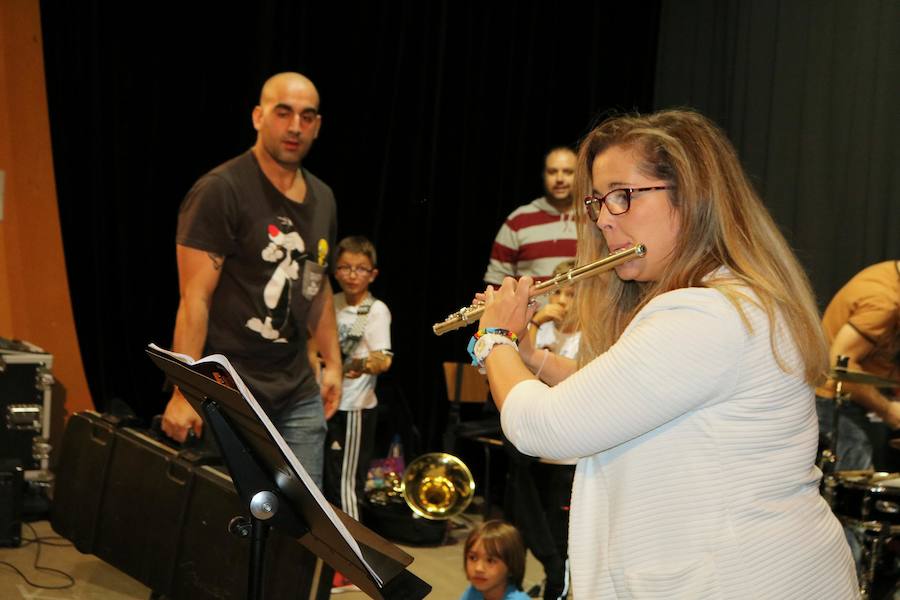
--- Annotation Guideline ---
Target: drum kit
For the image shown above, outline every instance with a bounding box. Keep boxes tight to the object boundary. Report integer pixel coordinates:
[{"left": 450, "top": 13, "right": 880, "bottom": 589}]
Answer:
[{"left": 819, "top": 362, "right": 900, "bottom": 599}]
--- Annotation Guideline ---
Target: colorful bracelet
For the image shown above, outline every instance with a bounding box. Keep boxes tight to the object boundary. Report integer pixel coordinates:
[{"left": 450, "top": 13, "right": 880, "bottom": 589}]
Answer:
[
  {"left": 467, "top": 329, "right": 520, "bottom": 372},
  {"left": 471, "top": 328, "right": 519, "bottom": 344}
]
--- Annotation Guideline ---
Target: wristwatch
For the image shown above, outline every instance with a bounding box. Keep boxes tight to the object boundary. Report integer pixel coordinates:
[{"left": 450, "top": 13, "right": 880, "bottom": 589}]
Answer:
[{"left": 470, "top": 333, "right": 518, "bottom": 371}]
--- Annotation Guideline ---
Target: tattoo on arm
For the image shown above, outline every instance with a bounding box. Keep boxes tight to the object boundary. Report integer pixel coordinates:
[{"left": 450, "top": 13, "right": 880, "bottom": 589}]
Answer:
[{"left": 207, "top": 253, "right": 224, "bottom": 270}]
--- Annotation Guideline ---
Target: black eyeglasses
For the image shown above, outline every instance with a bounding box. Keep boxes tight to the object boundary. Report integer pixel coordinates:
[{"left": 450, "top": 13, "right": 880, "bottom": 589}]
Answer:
[
  {"left": 583, "top": 186, "right": 674, "bottom": 221},
  {"left": 335, "top": 265, "right": 373, "bottom": 276}
]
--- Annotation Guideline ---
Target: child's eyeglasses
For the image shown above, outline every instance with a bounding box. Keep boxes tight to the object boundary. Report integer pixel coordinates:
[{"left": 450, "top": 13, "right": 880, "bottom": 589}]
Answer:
[{"left": 335, "top": 265, "right": 374, "bottom": 276}]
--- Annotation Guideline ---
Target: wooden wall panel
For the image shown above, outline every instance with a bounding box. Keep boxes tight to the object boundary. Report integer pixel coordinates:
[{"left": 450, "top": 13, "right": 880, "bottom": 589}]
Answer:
[{"left": 0, "top": 0, "right": 93, "bottom": 415}]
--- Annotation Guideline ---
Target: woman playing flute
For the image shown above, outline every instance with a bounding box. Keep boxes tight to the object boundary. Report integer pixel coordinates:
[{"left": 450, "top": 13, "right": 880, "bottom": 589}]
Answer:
[{"left": 471, "top": 110, "right": 857, "bottom": 599}]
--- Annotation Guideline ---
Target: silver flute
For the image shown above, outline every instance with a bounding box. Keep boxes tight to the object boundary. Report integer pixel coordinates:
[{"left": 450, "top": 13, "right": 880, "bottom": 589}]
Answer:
[{"left": 432, "top": 243, "right": 646, "bottom": 335}]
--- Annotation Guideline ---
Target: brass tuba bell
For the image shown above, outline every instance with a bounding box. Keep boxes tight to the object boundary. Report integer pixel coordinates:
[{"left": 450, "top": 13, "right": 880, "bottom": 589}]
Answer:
[{"left": 401, "top": 452, "right": 475, "bottom": 520}]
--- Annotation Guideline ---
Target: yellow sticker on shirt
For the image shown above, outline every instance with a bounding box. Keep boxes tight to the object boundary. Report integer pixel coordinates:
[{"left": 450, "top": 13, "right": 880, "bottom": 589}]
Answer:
[{"left": 317, "top": 239, "right": 328, "bottom": 266}]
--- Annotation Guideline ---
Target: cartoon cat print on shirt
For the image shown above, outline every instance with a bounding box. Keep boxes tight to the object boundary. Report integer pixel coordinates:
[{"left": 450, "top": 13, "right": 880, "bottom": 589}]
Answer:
[{"left": 246, "top": 217, "right": 305, "bottom": 342}]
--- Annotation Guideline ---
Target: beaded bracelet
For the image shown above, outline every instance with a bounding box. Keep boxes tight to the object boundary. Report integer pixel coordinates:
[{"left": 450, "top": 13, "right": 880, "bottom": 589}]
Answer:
[
  {"left": 467, "top": 328, "right": 520, "bottom": 371},
  {"left": 471, "top": 327, "right": 519, "bottom": 344}
]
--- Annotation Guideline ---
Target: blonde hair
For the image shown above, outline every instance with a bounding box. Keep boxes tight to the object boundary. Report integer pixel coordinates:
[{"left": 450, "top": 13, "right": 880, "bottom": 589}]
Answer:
[
  {"left": 573, "top": 109, "right": 826, "bottom": 385},
  {"left": 463, "top": 520, "right": 526, "bottom": 590},
  {"left": 550, "top": 260, "right": 578, "bottom": 332},
  {"left": 552, "top": 259, "right": 577, "bottom": 277}
]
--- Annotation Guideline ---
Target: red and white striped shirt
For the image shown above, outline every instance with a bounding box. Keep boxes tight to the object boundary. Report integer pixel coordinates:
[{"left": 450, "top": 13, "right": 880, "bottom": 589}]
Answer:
[{"left": 483, "top": 197, "right": 577, "bottom": 285}]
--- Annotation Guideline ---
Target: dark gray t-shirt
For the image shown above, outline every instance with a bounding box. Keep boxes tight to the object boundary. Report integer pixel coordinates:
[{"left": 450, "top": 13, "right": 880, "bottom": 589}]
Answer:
[{"left": 176, "top": 150, "right": 337, "bottom": 412}]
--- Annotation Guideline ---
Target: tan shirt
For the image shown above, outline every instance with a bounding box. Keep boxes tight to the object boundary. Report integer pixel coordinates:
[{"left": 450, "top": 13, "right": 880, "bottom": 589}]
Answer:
[{"left": 816, "top": 260, "right": 900, "bottom": 397}]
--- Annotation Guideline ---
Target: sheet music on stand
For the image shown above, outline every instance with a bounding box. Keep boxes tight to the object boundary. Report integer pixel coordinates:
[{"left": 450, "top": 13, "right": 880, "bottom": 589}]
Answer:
[{"left": 147, "top": 343, "right": 430, "bottom": 599}]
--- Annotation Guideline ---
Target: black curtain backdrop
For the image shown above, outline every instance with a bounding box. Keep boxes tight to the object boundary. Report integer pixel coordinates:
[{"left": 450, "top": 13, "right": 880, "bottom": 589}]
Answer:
[
  {"left": 40, "top": 2, "right": 661, "bottom": 447},
  {"left": 654, "top": 0, "right": 900, "bottom": 306}
]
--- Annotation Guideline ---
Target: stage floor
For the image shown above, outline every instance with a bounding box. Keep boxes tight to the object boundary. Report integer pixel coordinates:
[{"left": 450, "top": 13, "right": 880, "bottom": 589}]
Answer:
[{"left": 0, "top": 513, "right": 546, "bottom": 600}]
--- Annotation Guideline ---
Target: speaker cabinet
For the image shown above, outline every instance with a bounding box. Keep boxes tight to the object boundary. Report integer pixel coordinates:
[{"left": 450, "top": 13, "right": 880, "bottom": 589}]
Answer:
[{"left": 0, "top": 459, "right": 23, "bottom": 547}]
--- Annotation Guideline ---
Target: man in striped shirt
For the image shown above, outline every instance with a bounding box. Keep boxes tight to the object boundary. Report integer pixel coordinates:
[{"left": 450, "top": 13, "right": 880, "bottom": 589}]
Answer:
[
  {"left": 483, "top": 147, "right": 578, "bottom": 287},
  {"left": 483, "top": 147, "right": 579, "bottom": 600}
]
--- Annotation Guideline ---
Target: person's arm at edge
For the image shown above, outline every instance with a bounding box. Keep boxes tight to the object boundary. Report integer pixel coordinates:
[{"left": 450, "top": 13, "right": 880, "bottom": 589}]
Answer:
[
  {"left": 347, "top": 306, "right": 393, "bottom": 378},
  {"left": 161, "top": 245, "right": 223, "bottom": 441},
  {"left": 308, "top": 282, "right": 342, "bottom": 419},
  {"left": 831, "top": 322, "right": 900, "bottom": 428},
  {"left": 363, "top": 352, "right": 392, "bottom": 375},
  {"left": 486, "top": 332, "right": 578, "bottom": 402},
  {"left": 518, "top": 325, "right": 577, "bottom": 386},
  {"left": 365, "top": 303, "right": 393, "bottom": 375},
  {"left": 306, "top": 336, "right": 322, "bottom": 382}
]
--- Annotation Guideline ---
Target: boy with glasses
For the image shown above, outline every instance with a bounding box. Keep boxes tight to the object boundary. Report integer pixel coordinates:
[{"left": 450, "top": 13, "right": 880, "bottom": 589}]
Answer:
[{"left": 326, "top": 235, "right": 393, "bottom": 592}]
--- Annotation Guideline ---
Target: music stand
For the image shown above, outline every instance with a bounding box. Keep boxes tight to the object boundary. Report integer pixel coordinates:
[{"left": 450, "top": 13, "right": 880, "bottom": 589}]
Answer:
[{"left": 147, "top": 345, "right": 431, "bottom": 600}]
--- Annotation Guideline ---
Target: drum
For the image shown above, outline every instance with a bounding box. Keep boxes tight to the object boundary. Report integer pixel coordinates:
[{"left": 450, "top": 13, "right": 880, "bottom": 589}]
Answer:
[{"left": 825, "top": 470, "right": 900, "bottom": 531}]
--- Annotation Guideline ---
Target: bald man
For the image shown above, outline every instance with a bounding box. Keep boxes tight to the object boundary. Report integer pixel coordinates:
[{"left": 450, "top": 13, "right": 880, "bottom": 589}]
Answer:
[{"left": 161, "top": 73, "right": 341, "bottom": 489}]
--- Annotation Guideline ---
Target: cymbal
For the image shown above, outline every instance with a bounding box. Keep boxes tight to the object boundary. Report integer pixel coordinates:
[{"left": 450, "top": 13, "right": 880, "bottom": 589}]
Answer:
[{"left": 828, "top": 368, "right": 900, "bottom": 388}]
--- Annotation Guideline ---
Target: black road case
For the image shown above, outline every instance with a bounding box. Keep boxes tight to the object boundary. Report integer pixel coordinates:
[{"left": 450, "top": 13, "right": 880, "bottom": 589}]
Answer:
[{"left": 51, "top": 411, "right": 329, "bottom": 599}]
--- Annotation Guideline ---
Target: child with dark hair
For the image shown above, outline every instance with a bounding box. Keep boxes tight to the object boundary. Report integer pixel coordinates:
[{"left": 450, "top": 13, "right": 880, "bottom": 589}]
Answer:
[{"left": 461, "top": 520, "right": 530, "bottom": 600}]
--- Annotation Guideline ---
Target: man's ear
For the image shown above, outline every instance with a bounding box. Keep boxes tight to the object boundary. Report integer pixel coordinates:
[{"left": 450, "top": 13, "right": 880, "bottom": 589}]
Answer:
[
  {"left": 251, "top": 106, "right": 263, "bottom": 131},
  {"left": 370, "top": 267, "right": 378, "bottom": 282},
  {"left": 312, "top": 114, "right": 322, "bottom": 139}
]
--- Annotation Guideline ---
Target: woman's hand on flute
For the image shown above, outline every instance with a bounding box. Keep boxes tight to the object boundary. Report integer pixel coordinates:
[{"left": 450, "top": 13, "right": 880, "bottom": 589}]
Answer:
[
  {"left": 478, "top": 276, "right": 536, "bottom": 337},
  {"left": 476, "top": 277, "right": 540, "bottom": 409}
]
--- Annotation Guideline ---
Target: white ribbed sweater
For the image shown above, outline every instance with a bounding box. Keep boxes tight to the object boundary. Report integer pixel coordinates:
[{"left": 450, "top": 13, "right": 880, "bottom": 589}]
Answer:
[{"left": 501, "top": 287, "right": 858, "bottom": 599}]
